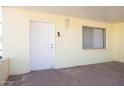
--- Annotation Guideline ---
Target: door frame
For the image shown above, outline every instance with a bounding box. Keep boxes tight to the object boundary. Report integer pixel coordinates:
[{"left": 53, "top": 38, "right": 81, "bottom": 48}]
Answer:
[{"left": 29, "top": 20, "right": 55, "bottom": 71}]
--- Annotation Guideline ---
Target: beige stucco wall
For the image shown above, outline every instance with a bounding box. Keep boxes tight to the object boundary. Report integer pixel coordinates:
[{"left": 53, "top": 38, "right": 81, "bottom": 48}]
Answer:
[
  {"left": 2, "top": 7, "right": 113, "bottom": 75},
  {"left": 0, "top": 59, "right": 9, "bottom": 85},
  {"left": 110, "top": 23, "right": 124, "bottom": 62}
]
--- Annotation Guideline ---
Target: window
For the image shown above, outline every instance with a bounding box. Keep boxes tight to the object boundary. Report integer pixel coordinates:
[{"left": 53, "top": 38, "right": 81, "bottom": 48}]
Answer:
[{"left": 83, "top": 26, "right": 106, "bottom": 49}]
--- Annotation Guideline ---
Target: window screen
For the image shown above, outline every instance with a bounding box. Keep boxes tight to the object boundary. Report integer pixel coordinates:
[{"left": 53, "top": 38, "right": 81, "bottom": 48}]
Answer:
[{"left": 83, "top": 26, "right": 106, "bottom": 49}]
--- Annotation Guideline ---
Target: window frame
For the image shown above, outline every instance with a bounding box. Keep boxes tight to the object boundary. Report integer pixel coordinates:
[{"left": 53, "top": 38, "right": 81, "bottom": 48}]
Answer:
[{"left": 82, "top": 26, "right": 106, "bottom": 49}]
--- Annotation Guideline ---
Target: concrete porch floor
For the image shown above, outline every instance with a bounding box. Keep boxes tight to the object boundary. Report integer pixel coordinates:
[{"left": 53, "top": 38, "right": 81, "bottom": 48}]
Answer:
[{"left": 5, "top": 61, "right": 124, "bottom": 86}]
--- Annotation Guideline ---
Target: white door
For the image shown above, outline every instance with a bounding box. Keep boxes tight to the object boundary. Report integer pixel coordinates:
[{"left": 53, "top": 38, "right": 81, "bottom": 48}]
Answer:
[{"left": 30, "top": 21, "right": 54, "bottom": 71}]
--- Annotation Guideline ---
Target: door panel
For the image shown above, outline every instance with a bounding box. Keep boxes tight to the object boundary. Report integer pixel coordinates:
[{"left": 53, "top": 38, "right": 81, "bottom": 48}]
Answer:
[{"left": 30, "top": 21, "right": 53, "bottom": 70}]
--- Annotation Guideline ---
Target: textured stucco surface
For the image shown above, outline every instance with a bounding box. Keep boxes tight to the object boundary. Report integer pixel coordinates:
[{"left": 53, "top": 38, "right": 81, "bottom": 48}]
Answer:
[{"left": 0, "top": 59, "right": 9, "bottom": 86}]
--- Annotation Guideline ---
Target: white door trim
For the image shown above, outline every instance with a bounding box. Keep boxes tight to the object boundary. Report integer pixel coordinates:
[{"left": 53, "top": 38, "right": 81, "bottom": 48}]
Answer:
[{"left": 29, "top": 20, "right": 55, "bottom": 71}]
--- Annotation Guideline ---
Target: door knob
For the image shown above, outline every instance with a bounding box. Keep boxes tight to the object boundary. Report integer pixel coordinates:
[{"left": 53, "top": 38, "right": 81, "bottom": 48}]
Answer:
[{"left": 50, "top": 44, "right": 53, "bottom": 49}]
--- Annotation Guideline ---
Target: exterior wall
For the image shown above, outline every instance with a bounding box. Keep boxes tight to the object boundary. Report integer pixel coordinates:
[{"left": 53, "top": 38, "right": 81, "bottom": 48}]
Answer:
[
  {"left": 111, "top": 23, "right": 124, "bottom": 62},
  {"left": 0, "top": 58, "right": 9, "bottom": 85},
  {"left": 3, "top": 7, "right": 113, "bottom": 75}
]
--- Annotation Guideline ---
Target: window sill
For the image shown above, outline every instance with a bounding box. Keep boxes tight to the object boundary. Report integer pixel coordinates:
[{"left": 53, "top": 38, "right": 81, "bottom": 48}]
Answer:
[{"left": 83, "top": 48, "right": 106, "bottom": 50}]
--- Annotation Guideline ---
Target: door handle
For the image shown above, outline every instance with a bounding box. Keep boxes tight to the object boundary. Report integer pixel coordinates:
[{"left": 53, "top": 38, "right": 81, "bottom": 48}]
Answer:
[{"left": 50, "top": 44, "right": 53, "bottom": 49}]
